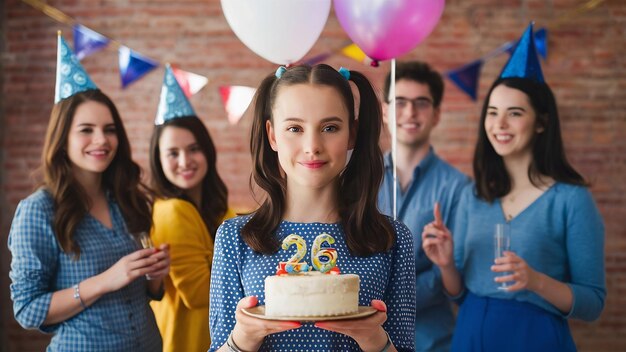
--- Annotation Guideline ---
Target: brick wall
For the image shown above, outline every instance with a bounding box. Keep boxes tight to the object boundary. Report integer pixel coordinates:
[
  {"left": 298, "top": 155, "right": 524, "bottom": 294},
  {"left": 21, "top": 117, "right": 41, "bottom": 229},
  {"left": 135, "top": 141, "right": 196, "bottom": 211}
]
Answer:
[{"left": 1, "top": 0, "right": 624, "bottom": 350}]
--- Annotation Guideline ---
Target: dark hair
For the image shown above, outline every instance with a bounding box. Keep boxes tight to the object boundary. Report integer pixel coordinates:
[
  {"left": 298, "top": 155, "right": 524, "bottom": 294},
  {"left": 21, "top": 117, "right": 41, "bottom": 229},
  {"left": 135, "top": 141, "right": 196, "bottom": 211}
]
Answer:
[
  {"left": 244, "top": 64, "right": 395, "bottom": 256},
  {"left": 384, "top": 61, "right": 444, "bottom": 108},
  {"left": 149, "top": 116, "right": 228, "bottom": 238},
  {"left": 473, "top": 77, "right": 587, "bottom": 201},
  {"left": 41, "top": 89, "right": 152, "bottom": 257}
]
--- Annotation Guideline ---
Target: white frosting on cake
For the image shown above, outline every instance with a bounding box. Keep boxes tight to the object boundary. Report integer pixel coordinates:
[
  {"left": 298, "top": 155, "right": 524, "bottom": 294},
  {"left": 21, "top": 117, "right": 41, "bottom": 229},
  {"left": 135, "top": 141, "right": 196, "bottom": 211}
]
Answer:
[{"left": 264, "top": 272, "right": 360, "bottom": 317}]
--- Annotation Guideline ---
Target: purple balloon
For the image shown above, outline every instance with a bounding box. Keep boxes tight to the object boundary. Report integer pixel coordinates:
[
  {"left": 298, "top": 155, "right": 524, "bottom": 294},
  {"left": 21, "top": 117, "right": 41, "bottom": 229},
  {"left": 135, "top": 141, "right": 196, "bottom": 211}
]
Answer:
[{"left": 334, "top": 0, "right": 445, "bottom": 61}]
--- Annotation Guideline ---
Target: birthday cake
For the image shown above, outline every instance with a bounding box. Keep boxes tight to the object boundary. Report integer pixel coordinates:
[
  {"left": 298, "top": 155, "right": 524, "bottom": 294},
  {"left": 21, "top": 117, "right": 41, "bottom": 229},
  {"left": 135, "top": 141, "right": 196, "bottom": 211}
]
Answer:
[{"left": 264, "top": 233, "right": 360, "bottom": 317}]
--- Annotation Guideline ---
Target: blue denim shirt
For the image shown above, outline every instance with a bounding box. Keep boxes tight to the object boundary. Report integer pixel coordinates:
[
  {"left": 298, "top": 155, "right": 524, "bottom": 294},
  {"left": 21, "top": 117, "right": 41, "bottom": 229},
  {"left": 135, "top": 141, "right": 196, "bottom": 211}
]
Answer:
[
  {"left": 378, "top": 147, "right": 469, "bottom": 351},
  {"left": 8, "top": 189, "right": 162, "bottom": 351}
]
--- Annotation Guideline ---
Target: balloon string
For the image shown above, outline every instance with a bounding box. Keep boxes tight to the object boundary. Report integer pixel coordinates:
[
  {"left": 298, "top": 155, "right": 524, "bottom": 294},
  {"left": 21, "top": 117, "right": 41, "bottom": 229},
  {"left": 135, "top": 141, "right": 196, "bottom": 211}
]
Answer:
[{"left": 390, "top": 59, "right": 397, "bottom": 221}]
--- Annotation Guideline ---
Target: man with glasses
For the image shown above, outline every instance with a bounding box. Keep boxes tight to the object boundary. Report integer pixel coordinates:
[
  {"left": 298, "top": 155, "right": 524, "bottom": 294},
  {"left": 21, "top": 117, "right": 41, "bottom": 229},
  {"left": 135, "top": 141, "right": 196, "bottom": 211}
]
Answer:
[{"left": 377, "top": 61, "right": 469, "bottom": 351}]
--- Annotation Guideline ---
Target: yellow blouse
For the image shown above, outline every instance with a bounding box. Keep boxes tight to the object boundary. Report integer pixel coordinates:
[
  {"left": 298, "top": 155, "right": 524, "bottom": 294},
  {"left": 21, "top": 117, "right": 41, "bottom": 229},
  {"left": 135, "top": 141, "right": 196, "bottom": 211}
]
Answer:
[{"left": 149, "top": 198, "right": 235, "bottom": 352}]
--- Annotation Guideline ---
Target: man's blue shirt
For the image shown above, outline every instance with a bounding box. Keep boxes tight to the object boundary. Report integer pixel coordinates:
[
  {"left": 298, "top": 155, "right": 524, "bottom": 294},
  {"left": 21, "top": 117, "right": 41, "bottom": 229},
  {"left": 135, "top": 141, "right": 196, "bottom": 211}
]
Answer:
[{"left": 377, "top": 147, "right": 469, "bottom": 351}]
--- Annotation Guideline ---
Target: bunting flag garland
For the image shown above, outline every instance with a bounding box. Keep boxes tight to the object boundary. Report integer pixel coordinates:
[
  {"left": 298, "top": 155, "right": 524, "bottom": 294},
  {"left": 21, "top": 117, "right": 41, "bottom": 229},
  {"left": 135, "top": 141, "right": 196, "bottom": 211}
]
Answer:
[
  {"left": 302, "top": 52, "right": 334, "bottom": 66},
  {"left": 300, "top": 40, "right": 353, "bottom": 66},
  {"left": 171, "top": 66, "right": 209, "bottom": 98},
  {"left": 446, "top": 60, "right": 483, "bottom": 101},
  {"left": 118, "top": 46, "right": 159, "bottom": 88},
  {"left": 447, "top": 28, "right": 547, "bottom": 100},
  {"left": 20, "top": 0, "right": 606, "bottom": 111},
  {"left": 219, "top": 85, "right": 256, "bottom": 125},
  {"left": 341, "top": 44, "right": 377, "bottom": 66},
  {"left": 445, "top": 41, "right": 512, "bottom": 101},
  {"left": 73, "top": 24, "right": 109, "bottom": 60},
  {"left": 442, "top": 0, "right": 607, "bottom": 101}
]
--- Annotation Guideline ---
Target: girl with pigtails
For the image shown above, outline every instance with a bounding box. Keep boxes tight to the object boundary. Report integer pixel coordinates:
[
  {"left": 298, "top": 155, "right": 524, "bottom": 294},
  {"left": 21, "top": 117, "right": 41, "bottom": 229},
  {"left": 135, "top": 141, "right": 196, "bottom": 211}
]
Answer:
[{"left": 209, "top": 64, "right": 416, "bottom": 351}]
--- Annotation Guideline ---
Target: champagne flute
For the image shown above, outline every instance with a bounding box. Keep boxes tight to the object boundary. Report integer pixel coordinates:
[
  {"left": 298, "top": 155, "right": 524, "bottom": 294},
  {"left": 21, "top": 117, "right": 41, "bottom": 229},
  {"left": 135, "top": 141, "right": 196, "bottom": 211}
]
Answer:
[
  {"left": 494, "top": 223, "right": 511, "bottom": 290},
  {"left": 138, "top": 231, "right": 154, "bottom": 250},
  {"left": 137, "top": 231, "right": 156, "bottom": 280}
]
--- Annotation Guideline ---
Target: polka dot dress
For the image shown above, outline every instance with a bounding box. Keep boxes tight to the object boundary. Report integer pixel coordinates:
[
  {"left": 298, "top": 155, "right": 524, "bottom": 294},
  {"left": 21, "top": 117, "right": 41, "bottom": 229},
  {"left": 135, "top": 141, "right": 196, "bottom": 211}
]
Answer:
[{"left": 209, "top": 215, "right": 416, "bottom": 351}]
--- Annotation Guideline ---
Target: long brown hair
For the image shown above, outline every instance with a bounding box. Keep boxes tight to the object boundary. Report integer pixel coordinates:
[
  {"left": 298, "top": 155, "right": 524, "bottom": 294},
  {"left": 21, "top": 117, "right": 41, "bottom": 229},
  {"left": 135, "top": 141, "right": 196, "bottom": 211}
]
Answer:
[
  {"left": 473, "top": 77, "right": 587, "bottom": 202},
  {"left": 244, "top": 64, "right": 395, "bottom": 256},
  {"left": 41, "top": 89, "right": 152, "bottom": 256},
  {"left": 149, "top": 116, "right": 228, "bottom": 238}
]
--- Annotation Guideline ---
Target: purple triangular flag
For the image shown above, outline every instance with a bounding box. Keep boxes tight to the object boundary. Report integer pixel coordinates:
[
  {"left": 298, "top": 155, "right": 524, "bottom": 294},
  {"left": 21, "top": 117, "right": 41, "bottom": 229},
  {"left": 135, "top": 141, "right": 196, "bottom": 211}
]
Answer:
[
  {"left": 73, "top": 25, "right": 110, "bottom": 60},
  {"left": 118, "top": 46, "right": 159, "bottom": 88},
  {"left": 447, "top": 60, "right": 483, "bottom": 101}
]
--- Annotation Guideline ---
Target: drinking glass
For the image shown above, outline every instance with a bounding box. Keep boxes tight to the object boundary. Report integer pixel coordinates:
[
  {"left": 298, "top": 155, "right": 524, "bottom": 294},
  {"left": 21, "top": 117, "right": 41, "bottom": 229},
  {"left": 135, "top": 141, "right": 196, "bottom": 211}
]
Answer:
[
  {"left": 138, "top": 231, "right": 154, "bottom": 250},
  {"left": 137, "top": 232, "right": 156, "bottom": 280},
  {"left": 494, "top": 223, "right": 511, "bottom": 290}
]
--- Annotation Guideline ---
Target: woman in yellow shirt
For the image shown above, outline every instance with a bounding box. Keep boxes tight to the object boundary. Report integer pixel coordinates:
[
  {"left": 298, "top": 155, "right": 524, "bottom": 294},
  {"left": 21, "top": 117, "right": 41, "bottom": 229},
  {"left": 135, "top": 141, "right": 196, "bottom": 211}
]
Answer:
[{"left": 148, "top": 66, "right": 234, "bottom": 352}]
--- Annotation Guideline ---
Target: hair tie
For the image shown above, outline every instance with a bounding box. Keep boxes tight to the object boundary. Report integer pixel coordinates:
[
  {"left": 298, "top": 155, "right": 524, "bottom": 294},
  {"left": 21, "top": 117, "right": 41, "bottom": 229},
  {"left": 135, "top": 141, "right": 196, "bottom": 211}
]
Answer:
[
  {"left": 338, "top": 67, "right": 350, "bottom": 80},
  {"left": 275, "top": 66, "right": 287, "bottom": 79}
]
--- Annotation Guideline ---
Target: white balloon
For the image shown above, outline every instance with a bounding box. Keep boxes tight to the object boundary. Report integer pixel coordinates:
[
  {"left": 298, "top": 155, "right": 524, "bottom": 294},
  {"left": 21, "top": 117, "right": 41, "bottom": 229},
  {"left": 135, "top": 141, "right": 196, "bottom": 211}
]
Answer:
[{"left": 221, "top": 0, "right": 331, "bottom": 64}]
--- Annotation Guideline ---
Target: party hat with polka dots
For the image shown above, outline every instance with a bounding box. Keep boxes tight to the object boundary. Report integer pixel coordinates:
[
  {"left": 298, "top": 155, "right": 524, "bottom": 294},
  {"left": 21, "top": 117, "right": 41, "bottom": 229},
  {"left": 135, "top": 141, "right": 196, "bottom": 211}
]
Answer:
[
  {"left": 55, "top": 32, "right": 98, "bottom": 103},
  {"left": 154, "top": 64, "right": 197, "bottom": 125}
]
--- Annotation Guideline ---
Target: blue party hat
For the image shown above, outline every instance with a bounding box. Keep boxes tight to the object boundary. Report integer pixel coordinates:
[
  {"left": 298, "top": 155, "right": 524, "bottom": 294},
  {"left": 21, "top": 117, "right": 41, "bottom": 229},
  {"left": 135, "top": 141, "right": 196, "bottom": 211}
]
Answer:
[
  {"left": 499, "top": 23, "right": 544, "bottom": 83},
  {"left": 55, "top": 32, "right": 98, "bottom": 103},
  {"left": 155, "top": 64, "right": 197, "bottom": 125}
]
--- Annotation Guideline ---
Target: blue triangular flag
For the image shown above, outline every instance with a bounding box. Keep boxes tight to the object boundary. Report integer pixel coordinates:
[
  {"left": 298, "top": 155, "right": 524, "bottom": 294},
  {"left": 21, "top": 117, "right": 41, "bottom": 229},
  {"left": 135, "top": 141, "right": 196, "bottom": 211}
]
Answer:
[
  {"left": 55, "top": 33, "right": 98, "bottom": 103},
  {"left": 155, "top": 64, "right": 197, "bottom": 125},
  {"left": 534, "top": 28, "right": 548, "bottom": 60},
  {"left": 118, "top": 46, "right": 159, "bottom": 88},
  {"left": 73, "top": 25, "right": 110, "bottom": 60},
  {"left": 447, "top": 60, "right": 483, "bottom": 101},
  {"left": 499, "top": 23, "right": 545, "bottom": 83}
]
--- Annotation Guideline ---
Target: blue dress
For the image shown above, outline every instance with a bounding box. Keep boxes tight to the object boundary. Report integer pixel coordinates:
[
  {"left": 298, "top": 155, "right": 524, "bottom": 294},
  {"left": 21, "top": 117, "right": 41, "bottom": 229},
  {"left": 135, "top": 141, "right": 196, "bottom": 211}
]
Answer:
[
  {"left": 451, "top": 182, "right": 606, "bottom": 351},
  {"left": 378, "top": 148, "right": 469, "bottom": 351},
  {"left": 209, "top": 215, "right": 416, "bottom": 351},
  {"left": 8, "top": 189, "right": 162, "bottom": 351}
]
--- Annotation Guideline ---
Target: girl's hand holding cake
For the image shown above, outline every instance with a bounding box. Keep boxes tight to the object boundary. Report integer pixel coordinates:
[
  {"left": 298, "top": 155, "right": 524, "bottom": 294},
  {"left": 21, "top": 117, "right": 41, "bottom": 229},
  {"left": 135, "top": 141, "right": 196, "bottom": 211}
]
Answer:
[
  {"left": 315, "top": 299, "right": 395, "bottom": 352},
  {"left": 230, "top": 296, "right": 302, "bottom": 352}
]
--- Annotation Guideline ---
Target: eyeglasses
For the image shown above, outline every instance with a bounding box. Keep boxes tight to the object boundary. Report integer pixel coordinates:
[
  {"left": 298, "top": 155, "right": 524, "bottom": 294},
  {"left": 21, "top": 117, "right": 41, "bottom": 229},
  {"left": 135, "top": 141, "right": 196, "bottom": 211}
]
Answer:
[{"left": 393, "top": 97, "right": 434, "bottom": 111}]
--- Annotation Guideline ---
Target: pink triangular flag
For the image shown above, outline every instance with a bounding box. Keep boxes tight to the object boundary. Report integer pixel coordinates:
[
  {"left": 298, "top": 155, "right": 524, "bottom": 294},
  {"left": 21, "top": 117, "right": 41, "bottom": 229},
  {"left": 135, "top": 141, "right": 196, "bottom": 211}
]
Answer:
[
  {"left": 171, "top": 66, "right": 209, "bottom": 97},
  {"left": 219, "top": 85, "right": 256, "bottom": 125}
]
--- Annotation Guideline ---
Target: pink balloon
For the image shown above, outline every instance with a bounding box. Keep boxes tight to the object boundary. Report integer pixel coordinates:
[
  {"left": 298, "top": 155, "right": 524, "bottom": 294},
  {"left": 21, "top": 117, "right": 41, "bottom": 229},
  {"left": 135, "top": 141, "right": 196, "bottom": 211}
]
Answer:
[{"left": 334, "top": 0, "right": 445, "bottom": 61}]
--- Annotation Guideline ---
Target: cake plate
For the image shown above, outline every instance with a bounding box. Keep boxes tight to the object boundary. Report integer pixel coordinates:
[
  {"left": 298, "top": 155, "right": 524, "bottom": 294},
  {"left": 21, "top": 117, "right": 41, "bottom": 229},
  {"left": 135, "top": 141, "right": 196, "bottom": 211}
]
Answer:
[{"left": 241, "top": 306, "right": 377, "bottom": 322}]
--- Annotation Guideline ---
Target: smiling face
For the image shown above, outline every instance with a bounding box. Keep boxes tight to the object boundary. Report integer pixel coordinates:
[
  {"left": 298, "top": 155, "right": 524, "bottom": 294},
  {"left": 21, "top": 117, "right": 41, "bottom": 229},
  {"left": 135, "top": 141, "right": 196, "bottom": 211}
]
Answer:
[
  {"left": 484, "top": 84, "right": 543, "bottom": 161},
  {"left": 66, "top": 100, "right": 118, "bottom": 177},
  {"left": 267, "top": 83, "right": 354, "bottom": 191},
  {"left": 383, "top": 79, "right": 440, "bottom": 149},
  {"left": 158, "top": 125, "right": 208, "bottom": 197}
]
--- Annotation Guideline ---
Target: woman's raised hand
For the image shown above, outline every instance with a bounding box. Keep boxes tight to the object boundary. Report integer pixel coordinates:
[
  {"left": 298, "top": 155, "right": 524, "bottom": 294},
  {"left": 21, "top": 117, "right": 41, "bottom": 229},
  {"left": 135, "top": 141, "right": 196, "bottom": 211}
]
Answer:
[{"left": 421, "top": 203, "right": 454, "bottom": 269}]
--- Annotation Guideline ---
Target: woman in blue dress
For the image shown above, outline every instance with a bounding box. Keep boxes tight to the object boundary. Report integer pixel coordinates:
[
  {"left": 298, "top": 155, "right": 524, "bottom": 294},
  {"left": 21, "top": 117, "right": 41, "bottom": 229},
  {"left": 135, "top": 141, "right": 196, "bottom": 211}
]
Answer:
[
  {"left": 8, "top": 35, "right": 169, "bottom": 351},
  {"left": 422, "top": 25, "right": 605, "bottom": 351},
  {"left": 209, "top": 64, "right": 416, "bottom": 351}
]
